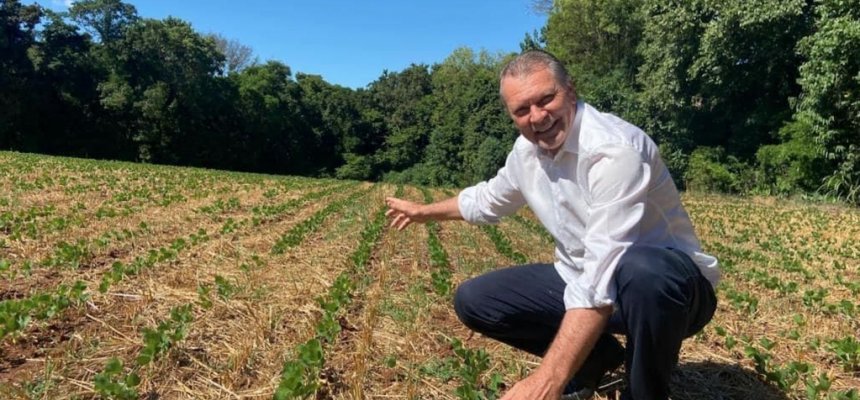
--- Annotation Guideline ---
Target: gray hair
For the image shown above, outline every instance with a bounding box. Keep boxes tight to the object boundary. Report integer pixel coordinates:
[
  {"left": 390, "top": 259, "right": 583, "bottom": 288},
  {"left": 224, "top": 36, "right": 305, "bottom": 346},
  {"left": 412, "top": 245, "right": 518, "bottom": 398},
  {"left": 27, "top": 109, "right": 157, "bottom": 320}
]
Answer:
[{"left": 499, "top": 50, "right": 575, "bottom": 98}]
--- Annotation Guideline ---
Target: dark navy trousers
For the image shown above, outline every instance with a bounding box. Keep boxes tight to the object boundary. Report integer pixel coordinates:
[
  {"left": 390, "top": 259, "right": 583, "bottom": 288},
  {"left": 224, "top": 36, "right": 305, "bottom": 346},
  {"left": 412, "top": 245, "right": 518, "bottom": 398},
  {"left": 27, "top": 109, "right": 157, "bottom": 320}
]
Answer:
[{"left": 453, "top": 245, "right": 717, "bottom": 400}]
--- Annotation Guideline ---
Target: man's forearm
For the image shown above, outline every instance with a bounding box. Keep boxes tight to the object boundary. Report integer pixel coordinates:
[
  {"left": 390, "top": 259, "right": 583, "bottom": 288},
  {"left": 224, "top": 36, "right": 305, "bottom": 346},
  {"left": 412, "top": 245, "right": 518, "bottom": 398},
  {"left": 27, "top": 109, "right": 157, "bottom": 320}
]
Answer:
[
  {"left": 418, "top": 196, "right": 463, "bottom": 221},
  {"left": 535, "top": 307, "right": 612, "bottom": 389},
  {"left": 386, "top": 195, "right": 463, "bottom": 230}
]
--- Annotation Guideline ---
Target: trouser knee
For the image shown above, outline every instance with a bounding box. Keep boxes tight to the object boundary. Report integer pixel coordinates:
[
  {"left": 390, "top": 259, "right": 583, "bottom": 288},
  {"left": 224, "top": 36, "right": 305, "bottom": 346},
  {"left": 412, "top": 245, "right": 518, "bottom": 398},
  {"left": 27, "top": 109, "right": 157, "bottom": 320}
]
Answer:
[
  {"left": 614, "top": 245, "right": 716, "bottom": 337},
  {"left": 453, "top": 279, "right": 491, "bottom": 333},
  {"left": 615, "top": 246, "right": 690, "bottom": 308}
]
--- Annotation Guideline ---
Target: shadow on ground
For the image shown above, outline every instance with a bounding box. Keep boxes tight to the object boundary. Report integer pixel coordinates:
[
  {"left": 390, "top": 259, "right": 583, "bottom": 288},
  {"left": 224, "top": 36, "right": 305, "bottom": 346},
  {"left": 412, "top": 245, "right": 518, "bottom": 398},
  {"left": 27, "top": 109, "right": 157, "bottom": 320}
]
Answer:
[{"left": 669, "top": 361, "right": 790, "bottom": 400}]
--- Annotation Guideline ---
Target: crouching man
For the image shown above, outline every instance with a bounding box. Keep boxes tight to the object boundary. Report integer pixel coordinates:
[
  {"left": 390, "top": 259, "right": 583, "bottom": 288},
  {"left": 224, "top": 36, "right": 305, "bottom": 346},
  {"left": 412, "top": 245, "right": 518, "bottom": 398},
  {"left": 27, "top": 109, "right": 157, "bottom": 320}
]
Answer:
[{"left": 385, "top": 50, "right": 719, "bottom": 400}]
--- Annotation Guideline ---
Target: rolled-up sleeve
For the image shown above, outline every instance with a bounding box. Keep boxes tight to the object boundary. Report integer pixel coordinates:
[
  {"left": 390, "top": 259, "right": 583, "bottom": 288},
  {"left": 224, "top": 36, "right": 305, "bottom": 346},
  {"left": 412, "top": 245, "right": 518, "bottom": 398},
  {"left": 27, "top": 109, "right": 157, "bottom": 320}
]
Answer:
[
  {"left": 458, "top": 151, "right": 526, "bottom": 225},
  {"left": 563, "top": 145, "right": 650, "bottom": 309}
]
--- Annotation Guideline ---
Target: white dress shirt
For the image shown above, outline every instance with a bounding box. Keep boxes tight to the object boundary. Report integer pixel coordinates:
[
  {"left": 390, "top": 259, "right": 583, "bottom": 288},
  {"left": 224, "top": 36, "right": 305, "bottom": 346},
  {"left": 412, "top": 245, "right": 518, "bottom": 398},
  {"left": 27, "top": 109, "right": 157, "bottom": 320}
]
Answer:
[{"left": 458, "top": 101, "right": 720, "bottom": 310}]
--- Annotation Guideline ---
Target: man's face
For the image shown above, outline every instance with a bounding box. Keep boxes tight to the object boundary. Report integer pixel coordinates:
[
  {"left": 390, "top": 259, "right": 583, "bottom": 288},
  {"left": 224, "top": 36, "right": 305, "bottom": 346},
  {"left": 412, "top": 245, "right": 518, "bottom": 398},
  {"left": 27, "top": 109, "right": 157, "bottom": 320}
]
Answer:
[{"left": 500, "top": 67, "right": 576, "bottom": 155}]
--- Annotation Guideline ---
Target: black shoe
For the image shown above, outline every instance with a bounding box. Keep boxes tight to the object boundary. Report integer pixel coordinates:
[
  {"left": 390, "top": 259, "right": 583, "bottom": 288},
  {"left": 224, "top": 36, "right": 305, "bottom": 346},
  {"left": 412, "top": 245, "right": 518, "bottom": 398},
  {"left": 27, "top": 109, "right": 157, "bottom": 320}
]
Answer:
[
  {"left": 561, "top": 335, "right": 625, "bottom": 400},
  {"left": 561, "top": 387, "right": 596, "bottom": 400}
]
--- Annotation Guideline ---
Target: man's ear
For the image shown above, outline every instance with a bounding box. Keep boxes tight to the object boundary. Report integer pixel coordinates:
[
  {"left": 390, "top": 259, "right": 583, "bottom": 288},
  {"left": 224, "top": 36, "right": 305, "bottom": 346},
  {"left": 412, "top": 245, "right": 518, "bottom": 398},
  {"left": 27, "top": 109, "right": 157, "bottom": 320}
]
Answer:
[{"left": 565, "top": 80, "right": 577, "bottom": 102}]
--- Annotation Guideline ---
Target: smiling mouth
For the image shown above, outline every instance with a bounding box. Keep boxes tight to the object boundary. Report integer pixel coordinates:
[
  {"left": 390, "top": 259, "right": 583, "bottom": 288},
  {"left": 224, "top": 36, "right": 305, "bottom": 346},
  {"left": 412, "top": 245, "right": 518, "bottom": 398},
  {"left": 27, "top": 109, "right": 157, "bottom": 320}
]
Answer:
[{"left": 534, "top": 118, "right": 558, "bottom": 137}]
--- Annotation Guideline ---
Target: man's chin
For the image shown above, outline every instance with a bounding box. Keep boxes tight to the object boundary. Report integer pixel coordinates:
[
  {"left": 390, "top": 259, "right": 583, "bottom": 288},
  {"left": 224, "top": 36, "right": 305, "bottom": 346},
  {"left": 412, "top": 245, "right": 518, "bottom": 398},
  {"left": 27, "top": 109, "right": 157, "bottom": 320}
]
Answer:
[
  {"left": 540, "top": 130, "right": 568, "bottom": 151},
  {"left": 537, "top": 135, "right": 562, "bottom": 148},
  {"left": 537, "top": 141, "right": 562, "bottom": 154}
]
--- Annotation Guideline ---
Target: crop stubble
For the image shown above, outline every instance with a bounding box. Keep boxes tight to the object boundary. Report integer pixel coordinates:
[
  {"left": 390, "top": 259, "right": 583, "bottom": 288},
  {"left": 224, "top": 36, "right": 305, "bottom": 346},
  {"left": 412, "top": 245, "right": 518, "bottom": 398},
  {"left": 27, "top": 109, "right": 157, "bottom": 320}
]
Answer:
[{"left": 2, "top": 153, "right": 858, "bottom": 400}]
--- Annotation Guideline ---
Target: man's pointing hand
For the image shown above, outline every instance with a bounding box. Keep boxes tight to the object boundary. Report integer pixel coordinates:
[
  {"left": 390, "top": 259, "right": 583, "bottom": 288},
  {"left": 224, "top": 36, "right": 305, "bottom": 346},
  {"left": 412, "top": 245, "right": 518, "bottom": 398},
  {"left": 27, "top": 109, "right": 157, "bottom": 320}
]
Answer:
[{"left": 385, "top": 197, "right": 427, "bottom": 230}]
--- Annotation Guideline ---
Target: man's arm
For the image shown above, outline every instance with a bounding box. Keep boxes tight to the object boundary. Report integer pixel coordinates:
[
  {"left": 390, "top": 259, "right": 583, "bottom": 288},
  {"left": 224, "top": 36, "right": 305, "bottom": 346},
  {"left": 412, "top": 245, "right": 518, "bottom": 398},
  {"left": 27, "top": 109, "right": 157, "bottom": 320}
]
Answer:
[
  {"left": 385, "top": 196, "right": 463, "bottom": 230},
  {"left": 386, "top": 149, "right": 525, "bottom": 230},
  {"left": 501, "top": 306, "right": 612, "bottom": 400}
]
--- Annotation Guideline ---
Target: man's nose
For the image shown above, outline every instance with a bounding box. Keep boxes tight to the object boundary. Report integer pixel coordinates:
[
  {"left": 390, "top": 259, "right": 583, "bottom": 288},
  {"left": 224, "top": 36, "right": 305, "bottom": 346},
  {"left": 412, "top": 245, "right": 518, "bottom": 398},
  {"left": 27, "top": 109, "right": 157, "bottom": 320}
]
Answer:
[{"left": 529, "top": 106, "right": 549, "bottom": 125}]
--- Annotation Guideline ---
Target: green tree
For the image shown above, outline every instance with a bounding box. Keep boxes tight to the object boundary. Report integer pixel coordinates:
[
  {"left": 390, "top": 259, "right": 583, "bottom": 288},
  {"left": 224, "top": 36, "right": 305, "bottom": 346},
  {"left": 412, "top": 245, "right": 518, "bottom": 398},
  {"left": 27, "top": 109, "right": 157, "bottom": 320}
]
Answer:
[
  {"left": 544, "top": 0, "right": 644, "bottom": 120},
  {"left": 756, "top": 120, "right": 826, "bottom": 195},
  {"left": 233, "top": 61, "right": 320, "bottom": 174},
  {"left": 368, "top": 64, "right": 433, "bottom": 175},
  {"left": 418, "top": 48, "right": 516, "bottom": 186},
  {"left": 26, "top": 10, "right": 104, "bottom": 157},
  {"left": 296, "top": 73, "right": 365, "bottom": 175},
  {"left": 99, "top": 17, "right": 226, "bottom": 164},
  {"left": 636, "top": 0, "right": 812, "bottom": 158},
  {"left": 795, "top": 0, "right": 860, "bottom": 203},
  {"left": 0, "top": 0, "right": 41, "bottom": 149},
  {"left": 68, "top": 0, "right": 138, "bottom": 44},
  {"left": 520, "top": 28, "right": 545, "bottom": 51},
  {"left": 685, "top": 146, "right": 740, "bottom": 193}
]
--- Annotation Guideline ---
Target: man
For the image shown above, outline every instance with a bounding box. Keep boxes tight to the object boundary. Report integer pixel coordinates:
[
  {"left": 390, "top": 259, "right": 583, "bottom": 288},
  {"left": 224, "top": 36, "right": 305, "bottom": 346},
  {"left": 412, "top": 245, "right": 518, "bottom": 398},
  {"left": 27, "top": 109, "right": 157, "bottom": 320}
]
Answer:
[{"left": 385, "top": 50, "right": 719, "bottom": 400}]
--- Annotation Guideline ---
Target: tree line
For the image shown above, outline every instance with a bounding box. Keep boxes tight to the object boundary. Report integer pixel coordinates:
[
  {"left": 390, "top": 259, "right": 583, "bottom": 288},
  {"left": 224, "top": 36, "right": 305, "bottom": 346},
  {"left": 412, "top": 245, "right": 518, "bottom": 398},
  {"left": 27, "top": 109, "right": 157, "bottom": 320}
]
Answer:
[
  {"left": 2, "top": 0, "right": 858, "bottom": 204},
  {"left": 539, "top": 0, "right": 859, "bottom": 204}
]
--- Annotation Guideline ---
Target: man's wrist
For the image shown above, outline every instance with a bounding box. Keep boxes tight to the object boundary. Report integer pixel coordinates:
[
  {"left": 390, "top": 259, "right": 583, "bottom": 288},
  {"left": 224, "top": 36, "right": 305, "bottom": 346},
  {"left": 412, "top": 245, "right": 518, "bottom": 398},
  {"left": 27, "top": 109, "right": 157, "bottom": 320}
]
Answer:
[
  {"left": 415, "top": 204, "right": 428, "bottom": 220},
  {"left": 535, "top": 308, "right": 613, "bottom": 394},
  {"left": 534, "top": 364, "right": 568, "bottom": 393}
]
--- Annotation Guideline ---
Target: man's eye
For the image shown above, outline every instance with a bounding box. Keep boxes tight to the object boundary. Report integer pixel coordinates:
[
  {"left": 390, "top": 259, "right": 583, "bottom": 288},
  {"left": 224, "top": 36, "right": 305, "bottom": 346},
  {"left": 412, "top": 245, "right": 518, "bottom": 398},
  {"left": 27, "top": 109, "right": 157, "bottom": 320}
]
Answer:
[
  {"left": 539, "top": 95, "right": 554, "bottom": 106},
  {"left": 514, "top": 108, "right": 529, "bottom": 117}
]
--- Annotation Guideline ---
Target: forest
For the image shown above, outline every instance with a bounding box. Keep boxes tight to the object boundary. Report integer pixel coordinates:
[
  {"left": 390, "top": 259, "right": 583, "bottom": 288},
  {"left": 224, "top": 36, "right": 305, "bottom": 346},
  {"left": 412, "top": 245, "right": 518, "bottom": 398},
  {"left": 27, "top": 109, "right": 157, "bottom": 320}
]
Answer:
[{"left": 2, "top": 0, "right": 858, "bottom": 204}]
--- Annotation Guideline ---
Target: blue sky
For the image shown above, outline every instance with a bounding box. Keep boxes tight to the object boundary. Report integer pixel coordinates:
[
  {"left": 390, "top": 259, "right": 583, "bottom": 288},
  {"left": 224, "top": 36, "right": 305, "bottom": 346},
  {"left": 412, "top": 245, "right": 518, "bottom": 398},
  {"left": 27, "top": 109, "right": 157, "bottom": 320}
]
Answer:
[{"left": 33, "top": 1, "right": 547, "bottom": 89}]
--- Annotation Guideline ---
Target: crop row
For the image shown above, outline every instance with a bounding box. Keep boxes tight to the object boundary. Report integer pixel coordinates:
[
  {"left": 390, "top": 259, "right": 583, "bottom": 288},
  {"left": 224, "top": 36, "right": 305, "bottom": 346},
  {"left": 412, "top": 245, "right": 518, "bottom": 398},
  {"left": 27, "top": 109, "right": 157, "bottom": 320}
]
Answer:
[
  {"left": 428, "top": 192, "right": 505, "bottom": 399},
  {"left": 419, "top": 187, "right": 454, "bottom": 297},
  {"left": 479, "top": 225, "right": 527, "bottom": 264},
  {"left": 85, "top": 188, "right": 373, "bottom": 399},
  {"left": 438, "top": 189, "right": 527, "bottom": 265},
  {"left": 0, "top": 225, "right": 203, "bottom": 341},
  {"left": 693, "top": 199, "right": 859, "bottom": 270},
  {"left": 509, "top": 213, "right": 554, "bottom": 244},
  {"left": 1, "top": 154, "right": 324, "bottom": 244},
  {"left": 273, "top": 188, "right": 391, "bottom": 399},
  {"left": 250, "top": 181, "right": 355, "bottom": 225},
  {"left": 0, "top": 183, "right": 367, "bottom": 340},
  {"left": 272, "top": 185, "right": 373, "bottom": 254},
  {"left": 0, "top": 151, "right": 281, "bottom": 200},
  {"left": 358, "top": 188, "right": 504, "bottom": 400},
  {"left": 713, "top": 328, "right": 859, "bottom": 399},
  {"left": 707, "top": 240, "right": 859, "bottom": 317},
  {"left": 690, "top": 195, "right": 860, "bottom": 397},
  {"left": 2, "top": 181, "right": 347, "bottom": 280},
  {"left": 0, "top": 281, "right": 87, "bottom": 338},
  {"left": 92, "top": 304, "right": 195, "bottom": 400}
]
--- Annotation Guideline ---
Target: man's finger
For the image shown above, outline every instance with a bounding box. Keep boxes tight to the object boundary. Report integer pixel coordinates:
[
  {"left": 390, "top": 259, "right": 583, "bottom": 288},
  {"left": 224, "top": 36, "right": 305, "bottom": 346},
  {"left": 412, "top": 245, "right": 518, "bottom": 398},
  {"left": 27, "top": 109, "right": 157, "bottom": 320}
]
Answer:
[{"left": 397, "top": 217, "right": 411, "bottom": 230}]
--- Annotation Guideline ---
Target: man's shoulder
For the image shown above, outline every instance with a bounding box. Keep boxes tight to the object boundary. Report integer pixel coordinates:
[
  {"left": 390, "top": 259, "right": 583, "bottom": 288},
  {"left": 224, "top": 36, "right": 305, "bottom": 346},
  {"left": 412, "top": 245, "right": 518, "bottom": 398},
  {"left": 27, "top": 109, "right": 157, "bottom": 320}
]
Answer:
[{"left": 579, "top": 103, "right": 655, "bottom": 156}]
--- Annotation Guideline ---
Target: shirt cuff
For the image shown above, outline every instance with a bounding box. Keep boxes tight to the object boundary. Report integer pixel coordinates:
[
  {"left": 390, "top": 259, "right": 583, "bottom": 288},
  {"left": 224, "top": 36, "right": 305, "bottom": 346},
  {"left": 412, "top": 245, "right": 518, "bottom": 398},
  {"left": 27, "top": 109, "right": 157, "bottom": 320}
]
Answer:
[
  {"left": 563, "top": 279, "right": 615, "bottom": 309},
  {"left": 457, "top": 184, "right": 500, "bottom": 225}
]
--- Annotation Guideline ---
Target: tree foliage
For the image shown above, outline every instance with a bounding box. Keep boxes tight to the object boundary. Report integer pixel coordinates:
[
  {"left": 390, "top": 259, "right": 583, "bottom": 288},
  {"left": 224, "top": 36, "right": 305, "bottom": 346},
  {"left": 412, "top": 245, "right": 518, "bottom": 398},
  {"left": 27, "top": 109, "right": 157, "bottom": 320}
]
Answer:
[
  {"left": 545, "top": 0, "right": 644, "bottom": 118},
  {"left": 795, "top": 0, "right": 860, "bottom": 202},
  {"left": 101, "top": 17, "right": 226, "bottom": 164},
  {"left": 0, "top": 0, "right": 41, "bottom": 149},
  {"left": 543, "top": 0, "right": 858, "bottom": 203},
  {"left": 68, "top": 0, "right": 138, "bottom": 44},
  {"left": 637, "top": 0, "right": 812, "bottom": 154},
  {"left": 2, "top": 0, "right": 859, "bottom": 204}
]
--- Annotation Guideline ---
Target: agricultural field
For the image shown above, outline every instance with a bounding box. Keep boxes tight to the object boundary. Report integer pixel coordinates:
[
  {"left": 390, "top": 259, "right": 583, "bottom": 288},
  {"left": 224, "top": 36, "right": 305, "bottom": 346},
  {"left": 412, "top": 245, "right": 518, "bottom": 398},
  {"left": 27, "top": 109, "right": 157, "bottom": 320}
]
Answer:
[{"left": 0, "top": 151, "right": 857, "bottom": 400}]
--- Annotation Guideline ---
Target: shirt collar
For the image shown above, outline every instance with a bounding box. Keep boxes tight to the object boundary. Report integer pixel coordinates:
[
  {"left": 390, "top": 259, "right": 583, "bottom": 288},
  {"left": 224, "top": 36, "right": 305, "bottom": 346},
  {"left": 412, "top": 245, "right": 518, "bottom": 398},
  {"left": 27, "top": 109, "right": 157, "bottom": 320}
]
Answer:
[{"left": 562, "top": 100, "right": 584, "bottom": 156}]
